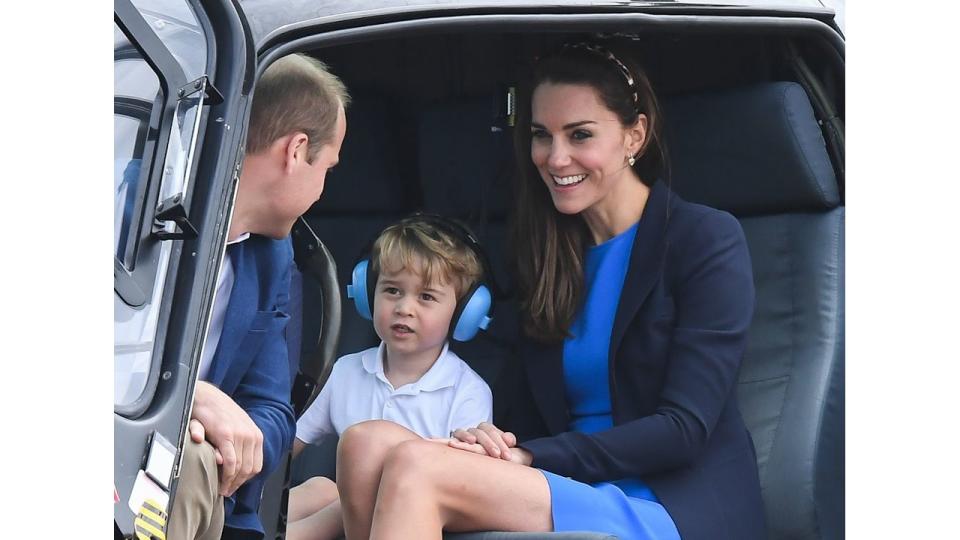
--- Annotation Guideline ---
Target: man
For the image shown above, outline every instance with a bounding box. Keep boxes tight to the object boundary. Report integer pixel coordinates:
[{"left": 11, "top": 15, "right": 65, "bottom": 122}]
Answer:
[{"left": 167, "top": 54, "right": 349, "bottom": 540}]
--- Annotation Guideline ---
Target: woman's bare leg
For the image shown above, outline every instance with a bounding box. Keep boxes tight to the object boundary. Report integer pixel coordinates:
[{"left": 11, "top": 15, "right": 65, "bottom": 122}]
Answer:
[
  {"left": 289, "top": 476, "right": 339, "bottom": 522},
  {"left": 336, "top": 420, "right": 422, "bottom": 540},
  {"left": 368, "top": 439, "right": 553, "bottom": 540}
]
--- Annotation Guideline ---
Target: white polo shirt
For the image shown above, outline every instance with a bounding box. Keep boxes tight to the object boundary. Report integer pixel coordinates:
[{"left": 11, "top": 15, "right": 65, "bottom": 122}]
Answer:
[{"left": 296, "top": 342, "right": 493, "bottom": 444}]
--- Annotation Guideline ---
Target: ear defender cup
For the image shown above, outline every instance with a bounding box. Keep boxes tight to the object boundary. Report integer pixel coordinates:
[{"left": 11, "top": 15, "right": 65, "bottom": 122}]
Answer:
[
  {"left": 450, "top": 283, "right": 493, "bottom": 342},
  {"left": 346, "top": 259, "right": 374, "bottom": 321}
]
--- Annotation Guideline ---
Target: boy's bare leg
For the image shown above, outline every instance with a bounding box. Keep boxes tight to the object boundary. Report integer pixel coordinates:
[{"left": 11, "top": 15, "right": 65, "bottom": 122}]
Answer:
[
  {"left": 336, "top": 421, "right": 422, "bottom": 540},
  {"left": 369, "top": 439, "right": 553, "bottom": 540},
  {"left": 289, "top": 476, "right": 339, "bottom": 522},
  {"left": 287, "top": 499, "right": 344, "bottom": 540}
]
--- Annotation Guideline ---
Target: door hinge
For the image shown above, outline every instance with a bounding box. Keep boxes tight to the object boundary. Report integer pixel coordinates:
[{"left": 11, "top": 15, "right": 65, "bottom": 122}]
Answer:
[
  {"left": 153, "top": 193, "right": 198, "bottom": 240},
  {"left": 178, "top": 76, "right": 223, "bottom": 106}
]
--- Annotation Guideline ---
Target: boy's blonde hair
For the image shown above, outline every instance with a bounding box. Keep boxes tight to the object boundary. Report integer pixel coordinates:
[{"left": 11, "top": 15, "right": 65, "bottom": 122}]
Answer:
[
  {"left": 371, "top": 217, "right": 484, "bottom": 301},
  {"left": 246, "top": 54, "right": 351, "bottom": 162}
]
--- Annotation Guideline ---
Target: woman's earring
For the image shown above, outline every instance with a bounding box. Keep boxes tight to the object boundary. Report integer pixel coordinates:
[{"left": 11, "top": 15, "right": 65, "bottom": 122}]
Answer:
[{"left": 628, "top": 155, "right": 636, "bottom": 166}]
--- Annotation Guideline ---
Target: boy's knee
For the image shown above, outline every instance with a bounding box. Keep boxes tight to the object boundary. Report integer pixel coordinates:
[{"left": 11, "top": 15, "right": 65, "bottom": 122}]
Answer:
[
  {"left": 382, "top": 440, "right": 437, "bottom": 479},
  {"left": 302, "top": 475, "right": 338, "bottom": 500},
  {"left": 378, "top": 440, "right": 441, "bottom": 498},
  {"left": 340, "top": 419, "right": 393, "bottom": 441},
  {"left": 338, "top": 420, "right": 405, "bottom": 458}
]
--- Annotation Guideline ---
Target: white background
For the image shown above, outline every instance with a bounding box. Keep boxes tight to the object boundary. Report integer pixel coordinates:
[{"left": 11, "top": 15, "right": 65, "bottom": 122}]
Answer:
[
  {"left": 1, "top": 0, "right": 957, "bottom": 537},
  {"left": 1, "top": 3, "right": 113, "bottom": 537}
]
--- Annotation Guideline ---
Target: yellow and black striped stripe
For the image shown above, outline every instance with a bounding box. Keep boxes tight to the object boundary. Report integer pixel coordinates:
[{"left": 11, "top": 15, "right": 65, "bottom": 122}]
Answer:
[{"left": 134, "top": 498, "right": 167, "bottom": 540}]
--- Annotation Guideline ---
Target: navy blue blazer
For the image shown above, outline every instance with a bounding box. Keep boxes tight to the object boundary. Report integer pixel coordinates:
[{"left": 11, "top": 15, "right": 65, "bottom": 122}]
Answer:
[
  {"left": 496, "top": 180, "right": 766, "bottom": 540},
  {"left": 205, "top": 235, "right": 297, "bottom": 536}
]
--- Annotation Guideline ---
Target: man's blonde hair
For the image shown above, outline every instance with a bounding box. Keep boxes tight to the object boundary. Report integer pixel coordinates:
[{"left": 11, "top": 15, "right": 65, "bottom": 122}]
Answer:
[
  {"left": 371, "top": 217, "right": 484, "bottom": 301},
  {"left": 246, "top": 54, "right": 351, "bottom": 161}
]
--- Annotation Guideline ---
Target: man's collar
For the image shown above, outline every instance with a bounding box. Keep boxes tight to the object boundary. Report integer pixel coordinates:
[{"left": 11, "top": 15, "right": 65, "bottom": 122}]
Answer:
[{"left": 227, "top": 232, "right": 251, "bottom": 246}]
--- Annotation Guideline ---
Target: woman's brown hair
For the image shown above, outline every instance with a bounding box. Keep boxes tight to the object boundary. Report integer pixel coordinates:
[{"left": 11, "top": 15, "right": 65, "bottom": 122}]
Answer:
[{"left": 511, "top": 42, "right": 668, "bottom": 343}]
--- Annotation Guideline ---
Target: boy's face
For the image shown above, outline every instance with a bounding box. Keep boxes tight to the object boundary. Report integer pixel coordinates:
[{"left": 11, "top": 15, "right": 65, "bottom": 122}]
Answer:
[{"left": 372, "top": 263, "right": 458, "bottom": 365}]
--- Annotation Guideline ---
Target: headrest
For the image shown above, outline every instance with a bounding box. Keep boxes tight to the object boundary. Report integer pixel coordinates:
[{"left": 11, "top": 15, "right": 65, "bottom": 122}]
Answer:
[
  {"left": 307, "top": 96, "right": 412, "bottom": 215},
  {"left": 418, "top": 98, "right": 514, "bottom": 220},
  {"left": 661, "top": 82, "right": 840, "bottom": 216}
]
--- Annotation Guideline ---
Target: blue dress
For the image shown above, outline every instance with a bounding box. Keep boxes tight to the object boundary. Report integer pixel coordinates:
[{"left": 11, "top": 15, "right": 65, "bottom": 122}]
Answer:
[{"left": 541, "top": 222, "right": 681, "bottom": 540}]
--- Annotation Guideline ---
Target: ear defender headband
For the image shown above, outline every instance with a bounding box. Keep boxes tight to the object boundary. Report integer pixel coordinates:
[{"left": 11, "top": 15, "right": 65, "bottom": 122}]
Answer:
[{"left": 346, "top": 213, "right": 495, "bottom": 342}]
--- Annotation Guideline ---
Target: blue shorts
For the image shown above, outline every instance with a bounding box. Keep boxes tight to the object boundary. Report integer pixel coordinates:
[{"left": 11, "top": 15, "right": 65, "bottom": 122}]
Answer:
[{"left": 541, "top": 470, "right": 681, "bottom": 540}]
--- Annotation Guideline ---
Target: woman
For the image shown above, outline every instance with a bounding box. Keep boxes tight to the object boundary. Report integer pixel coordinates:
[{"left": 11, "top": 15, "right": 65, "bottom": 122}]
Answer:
[{"left": 334, "top": 42, "right": 766, "bottom": 540}]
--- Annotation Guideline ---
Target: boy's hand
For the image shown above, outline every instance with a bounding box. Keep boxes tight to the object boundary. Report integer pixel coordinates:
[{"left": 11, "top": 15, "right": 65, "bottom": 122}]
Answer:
[{"left": 191, "top": 382, "right": 265, "bottom": 496}]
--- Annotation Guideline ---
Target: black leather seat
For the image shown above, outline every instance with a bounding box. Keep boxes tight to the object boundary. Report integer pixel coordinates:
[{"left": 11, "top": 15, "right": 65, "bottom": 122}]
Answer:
[{"left": 663, "top": 81, "right": 845, "bottom": 540}]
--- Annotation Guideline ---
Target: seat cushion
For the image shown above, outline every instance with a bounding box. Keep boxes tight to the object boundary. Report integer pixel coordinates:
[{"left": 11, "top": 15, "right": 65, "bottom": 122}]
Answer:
[{"left": 737, "top": 208, "right": 844, "bottom": 539}]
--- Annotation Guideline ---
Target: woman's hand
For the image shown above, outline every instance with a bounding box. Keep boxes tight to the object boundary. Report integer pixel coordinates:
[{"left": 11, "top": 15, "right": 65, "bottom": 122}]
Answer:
[{"left": 448, "top": 422, "right": 533, "bottom": 465}]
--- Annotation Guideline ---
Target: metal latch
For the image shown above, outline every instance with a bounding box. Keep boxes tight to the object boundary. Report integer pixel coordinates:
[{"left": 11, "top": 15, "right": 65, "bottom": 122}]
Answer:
[{"left": 153, "top": 193, "right": 198, "bottom": 240}]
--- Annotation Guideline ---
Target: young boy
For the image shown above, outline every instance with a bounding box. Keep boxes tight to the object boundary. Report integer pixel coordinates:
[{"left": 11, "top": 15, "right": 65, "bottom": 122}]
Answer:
[{"left": 287, "top": 215, "right": 493, "bottom": 540}]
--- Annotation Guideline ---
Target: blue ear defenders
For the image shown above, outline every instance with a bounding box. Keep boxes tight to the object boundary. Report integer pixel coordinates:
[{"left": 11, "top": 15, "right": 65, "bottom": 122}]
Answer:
[{"left": 346, "top": 214, "right": 494, "bottom": 342}]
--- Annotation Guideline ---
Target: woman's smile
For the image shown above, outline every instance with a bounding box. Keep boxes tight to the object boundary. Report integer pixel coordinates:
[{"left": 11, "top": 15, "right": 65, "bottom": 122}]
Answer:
[{"left": 551, "top": 173, "right": 588, "bottom": 187}]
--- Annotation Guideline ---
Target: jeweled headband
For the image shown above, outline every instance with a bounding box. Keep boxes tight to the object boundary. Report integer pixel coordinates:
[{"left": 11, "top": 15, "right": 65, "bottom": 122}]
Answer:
[{"left": 560, "top": 42, "right": 641, "bottom": 113}]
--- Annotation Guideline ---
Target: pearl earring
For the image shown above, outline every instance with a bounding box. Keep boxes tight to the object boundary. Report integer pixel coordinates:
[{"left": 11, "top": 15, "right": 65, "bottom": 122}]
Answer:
[{"left": 628, "top": 155, "right": 636, "bottom": 166}]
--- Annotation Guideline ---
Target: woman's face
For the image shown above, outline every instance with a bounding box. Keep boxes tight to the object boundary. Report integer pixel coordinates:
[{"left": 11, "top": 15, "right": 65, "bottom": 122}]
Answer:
[{"left": 530, "top": 82, "right": 644, "bottom": 217}]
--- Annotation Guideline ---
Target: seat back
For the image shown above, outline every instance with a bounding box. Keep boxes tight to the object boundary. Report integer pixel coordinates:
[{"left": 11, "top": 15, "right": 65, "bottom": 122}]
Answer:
[{"left": 663, "top": 82, "right": 844, "bottom": 540}]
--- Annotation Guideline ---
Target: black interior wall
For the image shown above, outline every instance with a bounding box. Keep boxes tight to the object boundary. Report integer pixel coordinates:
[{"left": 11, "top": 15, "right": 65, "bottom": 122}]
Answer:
[{"left": 312, "top": 31, "right": 785, "bottom": 104}]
